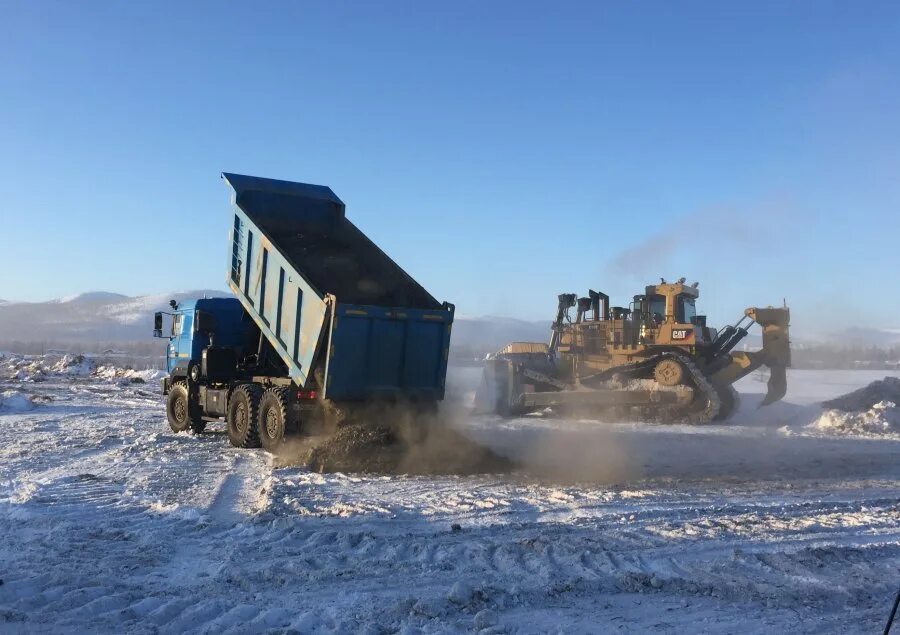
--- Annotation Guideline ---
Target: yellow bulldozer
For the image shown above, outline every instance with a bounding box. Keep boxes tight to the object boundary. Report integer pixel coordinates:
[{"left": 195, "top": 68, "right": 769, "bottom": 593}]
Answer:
[{"left": 475, "top": 278, "right": 790, "bottom": 423}]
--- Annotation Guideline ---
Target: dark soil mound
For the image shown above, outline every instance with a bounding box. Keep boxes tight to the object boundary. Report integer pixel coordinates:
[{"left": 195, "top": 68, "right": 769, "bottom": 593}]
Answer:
[{"left": 821, "top": 376, "right": 900, "bottom": 412}]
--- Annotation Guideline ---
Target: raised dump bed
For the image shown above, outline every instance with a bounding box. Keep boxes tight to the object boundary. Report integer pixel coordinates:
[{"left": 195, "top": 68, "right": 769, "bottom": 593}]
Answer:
[{"left": 222, "top": 172, "right": 454, "bottom": 401}]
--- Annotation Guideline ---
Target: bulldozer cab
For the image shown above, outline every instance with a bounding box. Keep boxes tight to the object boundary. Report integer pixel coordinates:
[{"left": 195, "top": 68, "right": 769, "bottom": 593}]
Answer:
[
  {"left": 631, "top": 281, "right": 705, "bottom": 347},
  {"left": 642, "top": 282, "right": 700, "bottom": 323}
]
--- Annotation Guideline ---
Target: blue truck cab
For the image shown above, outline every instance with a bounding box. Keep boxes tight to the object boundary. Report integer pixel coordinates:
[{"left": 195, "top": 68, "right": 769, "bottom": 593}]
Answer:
[
  {"left": 154, "top": 173, "right": 454, "bottom": 453},
  {"left": 160, "top": 298, "right": 248, "bottom": 379}
]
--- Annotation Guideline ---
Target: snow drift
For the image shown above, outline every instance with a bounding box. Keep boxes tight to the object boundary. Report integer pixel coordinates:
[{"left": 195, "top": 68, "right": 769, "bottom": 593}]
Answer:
[
  {"left": 2, "top": 353, "right": 163, "bottom": 384},
  {"left": 810, "top": 376, "right": 900, "bottom": 439},
  {"left": 0, "top": 390, "right": 36, "bottom": 413},
  {"left": 94, "top": 365, "right": 166, "bottom": 384},
  {"left": 811, "top": 400, "right": 900, "bottom": 438},
  {"left": 50, "top": 354, "right": 94, "bottom": 376}
]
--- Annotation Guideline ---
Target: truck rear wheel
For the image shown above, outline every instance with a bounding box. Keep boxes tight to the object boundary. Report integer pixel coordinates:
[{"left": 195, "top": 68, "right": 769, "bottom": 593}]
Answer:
[
  {"left": 166, "top": 381, "right": 205, "bottom": 434},
  {"left": 259, "top": 387, "right": 291, "bottom": 453},
  {"left": 227, "top": 384, "right": 262, "bottom": 448}
]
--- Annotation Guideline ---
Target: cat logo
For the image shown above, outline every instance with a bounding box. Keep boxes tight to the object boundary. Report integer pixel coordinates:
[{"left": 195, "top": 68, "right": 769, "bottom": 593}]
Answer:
[{"left": 672, "top": 329, "right": 693, "bottom": 340}]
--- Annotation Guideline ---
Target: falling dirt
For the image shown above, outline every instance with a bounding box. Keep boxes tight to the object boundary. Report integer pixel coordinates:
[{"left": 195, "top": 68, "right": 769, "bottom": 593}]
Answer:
[
  {"left": 273, "top": 403, "right": 516, "bottom": 476},
  {"left": 299, "top": 423, "right": 515, "bottom": 475}
]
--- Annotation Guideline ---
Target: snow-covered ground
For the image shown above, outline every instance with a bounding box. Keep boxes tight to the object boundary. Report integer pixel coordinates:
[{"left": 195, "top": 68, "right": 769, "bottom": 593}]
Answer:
[{"left": 0, "top": 360, "right": 898, "bottom": 633}]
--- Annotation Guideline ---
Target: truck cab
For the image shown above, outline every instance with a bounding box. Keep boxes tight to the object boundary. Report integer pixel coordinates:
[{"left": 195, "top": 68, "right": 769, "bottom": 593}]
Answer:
[{"left": 154, "top": 297, "right": 250, "bottom": 389}]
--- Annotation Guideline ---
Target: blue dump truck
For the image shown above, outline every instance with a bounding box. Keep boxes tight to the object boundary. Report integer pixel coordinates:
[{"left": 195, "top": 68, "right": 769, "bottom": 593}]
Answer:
[{"left": 154, "top": 173, "right": 454, "bottom": 452}]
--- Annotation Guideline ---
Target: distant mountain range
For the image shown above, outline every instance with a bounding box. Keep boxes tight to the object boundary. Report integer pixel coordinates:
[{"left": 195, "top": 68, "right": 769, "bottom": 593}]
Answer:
[
  {"left": 1, "top": 291, "right": 898, "bottom": 355},
  {"left": 0, "top": 290, "right": 230, "bottom": 344},
  {"left": 0, "top": 291, "right": 549, "bottom": 355}
]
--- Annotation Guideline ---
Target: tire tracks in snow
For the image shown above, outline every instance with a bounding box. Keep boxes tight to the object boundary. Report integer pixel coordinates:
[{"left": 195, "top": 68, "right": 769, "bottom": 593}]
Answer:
[
  {"left": 0, "top": 375, "right": 898, "bottom": 633},
  {"left": 206, "top": 454, "right": 271, "bottom": 524}
]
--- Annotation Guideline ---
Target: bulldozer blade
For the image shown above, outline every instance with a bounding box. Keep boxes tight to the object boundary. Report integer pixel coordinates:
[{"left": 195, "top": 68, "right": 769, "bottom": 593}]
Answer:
[
  {"left": 761, "top": 364, "right": 787, "bottom": 407},
  {"left": 746, "top": 305, "right": 790, "bottom": 407},
  {"left": 746, "top": 306, "right": 791, "bottom": 369},
  {"left": 475, "top": 358, "right": 525, "bottom": 416}
]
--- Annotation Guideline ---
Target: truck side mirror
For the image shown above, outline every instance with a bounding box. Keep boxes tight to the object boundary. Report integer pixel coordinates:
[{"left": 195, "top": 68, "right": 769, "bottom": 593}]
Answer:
[
  {"left": 194, "top": 310, "right": 216, "bottom": 335},
  {"left": 153, "top": 312, "right": 164, "bottom": 338}
]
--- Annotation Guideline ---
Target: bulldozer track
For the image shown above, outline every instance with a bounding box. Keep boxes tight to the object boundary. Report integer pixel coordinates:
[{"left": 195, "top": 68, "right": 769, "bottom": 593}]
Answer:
[
  {"left": 493, "top": 350, "right": 723, "bottom": 424},
  {"left": 668, "top": 353, "right": 722, "bottom": 424},
  {"left": 601, "top": 352, "right": 722, "bottom": 425}
]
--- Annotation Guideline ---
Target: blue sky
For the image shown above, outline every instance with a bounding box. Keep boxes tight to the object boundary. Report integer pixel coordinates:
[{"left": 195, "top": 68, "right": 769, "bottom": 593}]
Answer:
[{"left": 2, "top": 2, "right": 899, "bottom": 332}]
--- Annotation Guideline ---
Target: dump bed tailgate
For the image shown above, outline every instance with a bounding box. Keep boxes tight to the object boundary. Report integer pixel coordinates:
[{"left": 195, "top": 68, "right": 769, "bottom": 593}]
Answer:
[{"left": 325, "top": 304, "right": 453, "bottom": 400}]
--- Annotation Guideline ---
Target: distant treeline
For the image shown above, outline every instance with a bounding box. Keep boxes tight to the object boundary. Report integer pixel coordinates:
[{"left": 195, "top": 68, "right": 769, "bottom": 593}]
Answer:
[
  {"left": 792, "top": 344, "right": 900, "bottom": 369},
  {"left": 1, "top": 339, "right": 493, "bottom": 364},
  {"left": 0, "top": 340, "right": 166, "bottom": 357},
  {"left": 3, "top": 339, "right": 899, "bottom": 371}
]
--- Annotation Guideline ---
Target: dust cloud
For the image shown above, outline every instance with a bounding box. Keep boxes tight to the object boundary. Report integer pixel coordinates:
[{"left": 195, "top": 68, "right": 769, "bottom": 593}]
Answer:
[
  {"left": 501, "top": 426, "right": 641, "bottom": 484},
  {"left": 271, "top": 373, "right": 640, "bottom": 483},
  {"left": 271, "top": 371, "right": 900, "bottom": 486}
]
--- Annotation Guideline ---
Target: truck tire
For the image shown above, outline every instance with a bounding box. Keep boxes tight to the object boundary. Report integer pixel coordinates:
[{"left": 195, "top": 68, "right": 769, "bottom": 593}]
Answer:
[
  {"left": 227, "top": 384, "right": 262, "bottom": 448},
  {"left": 259, "top": 387, "right": 290, "bottom": 453},
  {"left": 166, "top": 381, "right": 205, "bottom": 434}
]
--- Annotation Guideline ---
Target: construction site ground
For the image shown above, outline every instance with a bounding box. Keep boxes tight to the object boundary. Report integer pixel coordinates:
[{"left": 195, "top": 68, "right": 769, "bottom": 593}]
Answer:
[{"left": 0, "top": 357, "right": 898, "bottom": 633}]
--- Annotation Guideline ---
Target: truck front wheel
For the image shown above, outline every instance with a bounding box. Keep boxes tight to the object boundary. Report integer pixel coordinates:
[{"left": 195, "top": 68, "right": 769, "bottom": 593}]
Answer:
[
  {"left": 227, "top": 384, "right": 262, "bottom": 448},
  {"left": 259, "top": 387, "right": 290, "bottom": 453},
  {"left": 166, "top": 381, "right": 205, "bottom": 434}
]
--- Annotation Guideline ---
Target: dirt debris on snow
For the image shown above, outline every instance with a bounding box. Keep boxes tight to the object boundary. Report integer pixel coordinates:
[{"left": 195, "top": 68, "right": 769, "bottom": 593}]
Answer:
[
  {"left": 286, "top": 421, "right": 516, "bottom": 475},
  {"left": 0, "top": 361, "right": 899, "bottom": 633}
]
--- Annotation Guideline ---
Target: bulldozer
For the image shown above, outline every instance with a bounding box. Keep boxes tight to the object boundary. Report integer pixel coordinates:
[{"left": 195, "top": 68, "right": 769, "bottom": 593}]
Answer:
[{"left": 475, "top": 278, "right": 790, "bottom": 424}]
